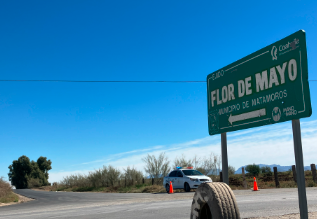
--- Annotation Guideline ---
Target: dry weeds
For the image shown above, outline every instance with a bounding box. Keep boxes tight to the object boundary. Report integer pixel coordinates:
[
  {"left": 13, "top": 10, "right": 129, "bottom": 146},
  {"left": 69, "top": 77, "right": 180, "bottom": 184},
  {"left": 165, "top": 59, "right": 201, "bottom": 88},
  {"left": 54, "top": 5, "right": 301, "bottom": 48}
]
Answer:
[{"left": 0, "top": 177, "right": 11, "bottom": 198}]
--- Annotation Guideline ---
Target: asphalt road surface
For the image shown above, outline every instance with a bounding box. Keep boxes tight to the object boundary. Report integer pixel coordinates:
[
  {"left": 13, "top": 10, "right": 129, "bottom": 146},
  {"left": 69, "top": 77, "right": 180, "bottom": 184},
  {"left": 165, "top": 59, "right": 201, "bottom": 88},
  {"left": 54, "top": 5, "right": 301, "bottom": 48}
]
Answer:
[{"left": 1, "top": 188, "right": 317, "bottom": 219}]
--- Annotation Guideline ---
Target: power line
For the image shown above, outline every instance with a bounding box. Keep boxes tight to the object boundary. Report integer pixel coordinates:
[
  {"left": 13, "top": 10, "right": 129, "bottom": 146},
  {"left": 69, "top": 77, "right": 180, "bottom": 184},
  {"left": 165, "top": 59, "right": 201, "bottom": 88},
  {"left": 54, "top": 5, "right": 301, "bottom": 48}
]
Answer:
[
  {"left": 0, "top": 79, "right": 316, "bottom": 82},
  {"left": 0, "top": 80, "right": 206, "bottom": 83}
]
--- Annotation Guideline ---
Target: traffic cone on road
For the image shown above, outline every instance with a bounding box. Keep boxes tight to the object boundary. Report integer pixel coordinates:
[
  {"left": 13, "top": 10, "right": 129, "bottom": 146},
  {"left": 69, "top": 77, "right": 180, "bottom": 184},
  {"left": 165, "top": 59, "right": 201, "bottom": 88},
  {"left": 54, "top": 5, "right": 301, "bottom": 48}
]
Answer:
[
  {"left": 169, "top": 181, "right": 174, "bottom": 194},
  {"left": 253, "top": 177, "right": 259, "bottom": 191}
]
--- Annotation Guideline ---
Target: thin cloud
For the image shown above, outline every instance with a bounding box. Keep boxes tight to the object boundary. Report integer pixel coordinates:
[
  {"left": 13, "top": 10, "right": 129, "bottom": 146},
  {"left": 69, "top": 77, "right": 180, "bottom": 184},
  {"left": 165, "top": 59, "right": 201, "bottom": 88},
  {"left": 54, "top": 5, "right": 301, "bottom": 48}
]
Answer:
[{"left": 49, "top": 119, "right": 317, "bottom": 183}]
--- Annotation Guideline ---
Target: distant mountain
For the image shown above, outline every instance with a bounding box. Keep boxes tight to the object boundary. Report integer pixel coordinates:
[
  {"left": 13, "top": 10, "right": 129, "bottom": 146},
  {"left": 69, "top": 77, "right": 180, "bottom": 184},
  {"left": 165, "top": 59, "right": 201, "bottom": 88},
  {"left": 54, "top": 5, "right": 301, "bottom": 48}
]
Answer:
[{"left": 235, "top": 164, "right": 311, "bottom": 174}]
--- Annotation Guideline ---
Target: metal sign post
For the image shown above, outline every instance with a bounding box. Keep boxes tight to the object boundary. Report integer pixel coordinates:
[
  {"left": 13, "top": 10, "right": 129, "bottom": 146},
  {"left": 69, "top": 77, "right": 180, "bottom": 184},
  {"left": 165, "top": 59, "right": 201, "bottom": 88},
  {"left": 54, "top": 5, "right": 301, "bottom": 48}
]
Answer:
[
  {"left": 221, "top": 132, "right": 229, "bottom": 184},
  {"left": 292, "top": 119, "right": 308, "bottom": 219},
  {"left": 207, "top": 30, "right": 312, "bottom": 219}
]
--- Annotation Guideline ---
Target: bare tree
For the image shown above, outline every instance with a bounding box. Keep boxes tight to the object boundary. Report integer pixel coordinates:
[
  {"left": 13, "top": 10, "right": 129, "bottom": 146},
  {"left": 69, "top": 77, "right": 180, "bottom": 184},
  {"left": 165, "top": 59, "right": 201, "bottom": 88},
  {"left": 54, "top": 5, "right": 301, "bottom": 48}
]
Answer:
[
  {"left": 142, "top": 152, "right": 171, "bottom": 179},
  {"left": 192, "top": 155, "right": 201, "bottom": 169},
  {"left": 199, "top": 152, "right": 221, "bottom": 176},
  {"left": 174, "top": 154, "right": 193, "bottom": 168}
]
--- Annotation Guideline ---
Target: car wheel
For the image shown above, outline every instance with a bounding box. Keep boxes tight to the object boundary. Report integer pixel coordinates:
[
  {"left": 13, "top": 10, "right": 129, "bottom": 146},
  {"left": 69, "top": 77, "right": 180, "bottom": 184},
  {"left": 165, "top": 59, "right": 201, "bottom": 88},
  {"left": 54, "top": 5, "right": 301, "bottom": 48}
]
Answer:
[
  {"left": 166, "top": 184, "right": 170, "bottom": 193},
  {"left": 184, "top": 182, "right": 190, "bottom": 192}
]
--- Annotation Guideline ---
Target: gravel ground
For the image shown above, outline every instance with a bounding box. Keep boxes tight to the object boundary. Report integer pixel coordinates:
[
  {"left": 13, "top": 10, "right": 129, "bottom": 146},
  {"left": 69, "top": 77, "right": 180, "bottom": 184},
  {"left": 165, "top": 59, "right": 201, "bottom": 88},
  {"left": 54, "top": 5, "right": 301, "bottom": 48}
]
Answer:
[{"left": 248, "top": 212, "right": 317, "bottom": 218}]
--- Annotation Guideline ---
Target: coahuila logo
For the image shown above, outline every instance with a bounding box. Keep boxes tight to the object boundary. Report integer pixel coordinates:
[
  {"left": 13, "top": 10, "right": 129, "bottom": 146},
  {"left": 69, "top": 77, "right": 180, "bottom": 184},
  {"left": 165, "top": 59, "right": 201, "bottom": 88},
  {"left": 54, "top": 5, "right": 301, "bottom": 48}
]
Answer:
[
  {"left": 271, "top": 38, "right": 299, "bottom": 61},
  {"left": 271, "top": 46, "right": 278, "bottom": 60},
  {"left": 279, "top": 38, "right": 299, "bottom": 52}
]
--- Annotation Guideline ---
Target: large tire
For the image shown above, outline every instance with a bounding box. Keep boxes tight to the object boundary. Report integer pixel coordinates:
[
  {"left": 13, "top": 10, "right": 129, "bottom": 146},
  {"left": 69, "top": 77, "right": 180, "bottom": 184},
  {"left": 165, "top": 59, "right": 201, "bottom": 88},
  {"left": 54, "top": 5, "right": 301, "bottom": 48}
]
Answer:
[
  {"left": 184, "top": 182, "right": 190, "bottom": 192},
  {"left": 190, "top": 182, "right": 240, "bottom": 219}
]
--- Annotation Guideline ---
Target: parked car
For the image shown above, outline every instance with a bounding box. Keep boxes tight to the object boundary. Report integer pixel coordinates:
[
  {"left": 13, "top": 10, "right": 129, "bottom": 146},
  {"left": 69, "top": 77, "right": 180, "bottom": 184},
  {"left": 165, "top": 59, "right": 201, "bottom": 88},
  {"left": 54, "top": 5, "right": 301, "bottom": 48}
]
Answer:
[{"left": 163, "top": 167, "right": 212, "bottom": 192}]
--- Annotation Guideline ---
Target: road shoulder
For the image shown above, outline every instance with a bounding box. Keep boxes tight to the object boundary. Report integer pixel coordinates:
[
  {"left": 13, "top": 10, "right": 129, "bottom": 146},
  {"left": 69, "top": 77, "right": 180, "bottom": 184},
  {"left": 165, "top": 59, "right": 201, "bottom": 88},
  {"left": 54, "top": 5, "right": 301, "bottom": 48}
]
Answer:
[{"left": 0, "top": 192, "right": 34, "bottom": 207}]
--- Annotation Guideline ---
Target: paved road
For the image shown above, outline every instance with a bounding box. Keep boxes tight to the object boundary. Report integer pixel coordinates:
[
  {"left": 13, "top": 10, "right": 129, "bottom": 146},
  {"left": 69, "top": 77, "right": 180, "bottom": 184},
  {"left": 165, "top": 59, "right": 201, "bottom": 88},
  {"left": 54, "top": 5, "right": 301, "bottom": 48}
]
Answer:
[{"left": 1, "top": 188, "right": 317, "bottom": 218}]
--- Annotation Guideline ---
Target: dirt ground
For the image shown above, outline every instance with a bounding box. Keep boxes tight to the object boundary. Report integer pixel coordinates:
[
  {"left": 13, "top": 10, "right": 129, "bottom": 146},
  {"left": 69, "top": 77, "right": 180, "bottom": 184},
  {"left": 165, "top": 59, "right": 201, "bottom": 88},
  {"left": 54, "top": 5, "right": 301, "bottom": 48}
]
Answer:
[
  {"left": 0, "top": 193, "right": 34, "bottom": 207},
  {"left": 248, "top": 212, "right": 317, "bottom": 218}
]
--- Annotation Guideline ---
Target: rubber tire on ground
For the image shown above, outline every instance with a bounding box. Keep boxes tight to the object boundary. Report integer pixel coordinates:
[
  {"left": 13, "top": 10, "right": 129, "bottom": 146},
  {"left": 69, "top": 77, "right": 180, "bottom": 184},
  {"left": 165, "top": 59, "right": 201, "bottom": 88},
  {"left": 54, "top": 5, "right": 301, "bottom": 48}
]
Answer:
[
  {"left": 190, "top": 182, "right": 240, "bottom": 219},
  {"left": 184, "top": 182, "right": 190, "bottom": 192},
  {"left": 165, "top": 184, "right": 169, "bottom": 193}
]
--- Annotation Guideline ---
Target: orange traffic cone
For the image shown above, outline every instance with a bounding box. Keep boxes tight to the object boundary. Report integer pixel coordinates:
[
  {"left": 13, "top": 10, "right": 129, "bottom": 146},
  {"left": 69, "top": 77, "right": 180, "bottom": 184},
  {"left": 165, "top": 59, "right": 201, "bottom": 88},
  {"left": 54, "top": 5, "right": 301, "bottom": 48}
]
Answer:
[
  {"left": 169, "top": 181, "right": 174, "bottom": 194},
  {"left": 253, "top": 177, "right": 259, "bottom": 191}
]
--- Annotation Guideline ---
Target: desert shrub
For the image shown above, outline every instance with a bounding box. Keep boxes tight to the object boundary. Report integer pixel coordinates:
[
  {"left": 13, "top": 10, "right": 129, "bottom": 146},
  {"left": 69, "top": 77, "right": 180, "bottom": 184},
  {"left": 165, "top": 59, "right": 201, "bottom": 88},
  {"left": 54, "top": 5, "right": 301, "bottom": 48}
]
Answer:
[
  {"left": 307, "top": 180, "right": 316, "bottom": 187},
  {"left": 27, "top": 178, "right": 41, "bottom": 188},
  {"left": 107, "top": 165, "right": 121, "bottom": 186},
  {"left": 261, "top": 171, "right": 273, "bottom": 181},
  {"left": 228, "top": 165, "right": 236, "bottom": 176},
  {"left": 60, "top": 174, "right": 90, "bottom": 188},
  {"left": 261, "top": 166, "right": 272, "bottom": 174},
  {"left": 0, "top": 177, "right": 12, "bottom": 198},
  {"left": 123, "top": 166, "right": 143, "bottom": 186},
  {"left": 88, "top": 169, "right": 103, "bottom": 188}
]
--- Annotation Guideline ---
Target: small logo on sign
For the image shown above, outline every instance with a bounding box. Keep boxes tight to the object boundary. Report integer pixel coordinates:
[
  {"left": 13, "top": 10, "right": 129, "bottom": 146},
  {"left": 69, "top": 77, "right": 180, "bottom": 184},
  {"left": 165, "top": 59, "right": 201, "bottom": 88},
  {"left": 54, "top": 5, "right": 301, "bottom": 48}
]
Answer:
[
  {"left": 272, "top": 107, "right": 281, "bottom": 122},
  {"left": 271, "top": 46, "right": 278, "bottom": 60}
]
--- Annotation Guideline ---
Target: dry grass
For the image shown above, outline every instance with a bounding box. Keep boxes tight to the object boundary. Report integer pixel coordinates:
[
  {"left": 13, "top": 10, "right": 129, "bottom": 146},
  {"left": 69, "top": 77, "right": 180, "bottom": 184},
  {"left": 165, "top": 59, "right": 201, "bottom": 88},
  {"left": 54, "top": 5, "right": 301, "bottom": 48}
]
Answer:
[
  {"left": 0, "top": 177, "right": 19, "bottom": 203},
  {"left": 36, "top": 183, "right": 195, "bottom": 194},
  {"left": 228, "top": 170, "right": 317, "bottom": 190},
  {"left": 0, "top": 177, "right": 11, "bottom": 198},
  {"left": 36, "top": 170, "right": 317, "bottom": 193}
]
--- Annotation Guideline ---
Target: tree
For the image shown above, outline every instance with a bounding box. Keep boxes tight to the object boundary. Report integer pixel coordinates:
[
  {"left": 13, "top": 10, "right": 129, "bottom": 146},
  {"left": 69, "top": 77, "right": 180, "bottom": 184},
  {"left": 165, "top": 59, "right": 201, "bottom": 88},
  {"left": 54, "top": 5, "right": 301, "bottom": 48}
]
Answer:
[
  {"left": 245, "top": 164, "right": 261, "bottom": 176},
  {"left": 8, "top": 155, "right": 32, "bottom": 189},
  {"left": 142, "top": 152, "right": 171, "bottom": 179},
  {"left": 8, "top": 155, "right": 52, "bottom": 189},
  {"left": 174, "top": 154, "right": 193, "bottom": 168},
  {"left": 37, "top": 156, "right": 52, "bottom": 180},
  {"left": 199, "top": 152, "right": 221, "bottom": 175},
  {"left": 228, "top": 165, "right": 236, "bottom": 176}
]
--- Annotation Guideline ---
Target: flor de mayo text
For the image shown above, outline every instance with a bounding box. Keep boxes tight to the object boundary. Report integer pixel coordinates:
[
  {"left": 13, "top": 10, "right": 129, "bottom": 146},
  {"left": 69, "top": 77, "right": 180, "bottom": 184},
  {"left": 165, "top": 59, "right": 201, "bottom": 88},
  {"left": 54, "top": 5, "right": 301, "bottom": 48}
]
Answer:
[{"left": 207, "top": 30, "right": 312, "bottom": 135}]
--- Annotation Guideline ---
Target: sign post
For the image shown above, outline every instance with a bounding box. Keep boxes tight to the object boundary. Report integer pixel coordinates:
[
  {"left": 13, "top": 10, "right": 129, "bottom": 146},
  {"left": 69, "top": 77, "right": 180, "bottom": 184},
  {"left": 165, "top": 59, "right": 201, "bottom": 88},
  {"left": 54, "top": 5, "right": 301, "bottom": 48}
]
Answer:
[
  {"left": 207, "top": 30, "right": 312, "bottom": 219},
  {"left": 221, "top": 133, "right": 229, "bottom": 184},
  {"left": 292, "top": 119, "right": 308, "bottom": 219}
]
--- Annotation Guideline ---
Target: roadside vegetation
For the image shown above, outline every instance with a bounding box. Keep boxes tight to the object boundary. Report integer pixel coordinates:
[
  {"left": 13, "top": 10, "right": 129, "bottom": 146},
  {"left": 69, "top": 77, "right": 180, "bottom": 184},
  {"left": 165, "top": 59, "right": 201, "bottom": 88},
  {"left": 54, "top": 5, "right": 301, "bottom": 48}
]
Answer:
[
  {"left": 8, "top": 155, "right": 52, "bottom": 189},
  {"left": 38, "top": 152, "right": 224, "bottom": 193},
  {"left": 17, "top": 153, "right": 316, "bottom": 193},
  {"left": 0, "top": 177, "right": 18, "bottom": 203},
  {"left": 229, "top": 164, "right": 316, "bottom": 190}
]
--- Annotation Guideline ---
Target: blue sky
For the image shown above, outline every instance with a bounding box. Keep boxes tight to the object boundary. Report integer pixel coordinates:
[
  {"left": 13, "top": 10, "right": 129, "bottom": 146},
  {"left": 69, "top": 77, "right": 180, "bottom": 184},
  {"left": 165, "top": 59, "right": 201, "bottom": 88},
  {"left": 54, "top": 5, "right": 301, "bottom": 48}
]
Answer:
[{"left": 0, "top": 0, "right": 316, "bottom": 182}]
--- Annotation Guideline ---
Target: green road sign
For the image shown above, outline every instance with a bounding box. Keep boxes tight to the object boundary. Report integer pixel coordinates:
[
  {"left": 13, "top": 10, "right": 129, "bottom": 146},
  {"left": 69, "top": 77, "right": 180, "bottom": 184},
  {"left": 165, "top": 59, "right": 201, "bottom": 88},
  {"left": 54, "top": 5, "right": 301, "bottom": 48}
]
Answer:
[{"left": 207, "top": 30, "right": 312, "bottom": 135}]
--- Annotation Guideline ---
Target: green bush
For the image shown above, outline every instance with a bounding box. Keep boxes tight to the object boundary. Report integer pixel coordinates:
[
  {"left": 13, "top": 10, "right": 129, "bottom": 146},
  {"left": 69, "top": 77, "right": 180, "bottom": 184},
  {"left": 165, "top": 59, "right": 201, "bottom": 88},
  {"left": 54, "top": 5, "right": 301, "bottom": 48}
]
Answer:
[
  {"left": 245, "top": 164, "right": 261, "bottom": 176},
  {"left": 261, "top": 166, "right": 272, "bottom": 174}
]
